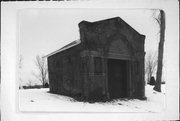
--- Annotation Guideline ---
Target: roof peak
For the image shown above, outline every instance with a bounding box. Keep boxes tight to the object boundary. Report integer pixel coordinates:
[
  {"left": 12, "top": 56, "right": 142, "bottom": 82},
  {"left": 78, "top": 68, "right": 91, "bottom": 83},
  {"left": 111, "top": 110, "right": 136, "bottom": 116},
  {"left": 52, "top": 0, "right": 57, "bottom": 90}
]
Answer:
[
  {"left": 80, "top": 17, "right": 120, "bottom": 25},
  {"left": 79, "top": 16, "right": 142, "bottom": 36}
]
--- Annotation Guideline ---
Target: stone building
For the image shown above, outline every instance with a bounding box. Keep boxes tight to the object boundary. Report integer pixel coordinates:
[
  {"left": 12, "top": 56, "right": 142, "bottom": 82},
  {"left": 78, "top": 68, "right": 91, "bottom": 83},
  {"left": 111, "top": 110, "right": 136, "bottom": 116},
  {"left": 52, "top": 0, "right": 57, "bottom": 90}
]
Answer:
[{"left": 46, "top": 17, "right": 146, "bottom": 101}]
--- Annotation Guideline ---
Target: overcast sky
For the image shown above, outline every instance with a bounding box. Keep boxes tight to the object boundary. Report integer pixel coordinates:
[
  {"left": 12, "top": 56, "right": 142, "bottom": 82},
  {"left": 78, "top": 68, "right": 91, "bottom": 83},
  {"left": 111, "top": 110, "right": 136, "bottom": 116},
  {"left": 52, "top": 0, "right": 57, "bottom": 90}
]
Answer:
[{"left": 19, "top": 9, "right": 161, "bottom": 85}]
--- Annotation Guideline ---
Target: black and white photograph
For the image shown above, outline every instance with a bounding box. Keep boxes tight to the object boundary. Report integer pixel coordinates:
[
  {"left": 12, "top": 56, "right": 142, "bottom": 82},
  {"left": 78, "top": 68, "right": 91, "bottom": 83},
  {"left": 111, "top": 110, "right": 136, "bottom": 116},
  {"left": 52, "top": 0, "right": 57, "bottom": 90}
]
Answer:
[
  {"left": 18, "top": 8, "right": 166, "bottom": 112},
  {"left": 1, "top": 0, "right": 179, "bottom": 121}
]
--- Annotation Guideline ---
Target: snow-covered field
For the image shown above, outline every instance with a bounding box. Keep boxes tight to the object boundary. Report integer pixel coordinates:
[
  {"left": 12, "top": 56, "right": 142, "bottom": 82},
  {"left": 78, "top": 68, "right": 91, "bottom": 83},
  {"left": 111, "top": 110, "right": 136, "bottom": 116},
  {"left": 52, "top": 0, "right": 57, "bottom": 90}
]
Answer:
[{"left": 19, "top": 85, "right": 165, "bottom": 112}]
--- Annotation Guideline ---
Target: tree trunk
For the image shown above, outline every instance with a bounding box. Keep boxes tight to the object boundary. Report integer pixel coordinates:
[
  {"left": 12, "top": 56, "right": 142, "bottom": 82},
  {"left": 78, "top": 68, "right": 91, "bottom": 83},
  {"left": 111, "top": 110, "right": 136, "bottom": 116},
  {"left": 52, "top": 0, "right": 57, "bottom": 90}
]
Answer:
[{"left": 154, "top": 10, "right": 165, "bottom": 92}]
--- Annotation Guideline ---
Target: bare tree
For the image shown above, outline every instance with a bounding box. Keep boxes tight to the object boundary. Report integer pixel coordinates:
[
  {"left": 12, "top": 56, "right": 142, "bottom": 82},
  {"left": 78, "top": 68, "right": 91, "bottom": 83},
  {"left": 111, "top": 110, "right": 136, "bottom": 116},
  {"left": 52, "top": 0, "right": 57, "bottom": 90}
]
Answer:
[
  {"left": 19, "top": 55, "right": 23, "bottom": 89},
  {"left": 145, "top": 51, "right": 158, "bottom": 83},
  {"left": 153, "top": 10, "right": 166, "bottom": 92},
  {"left": 33, "top": 55, "right": 48, "bottom": 88},
  {"left": 27, "top": 79, "right": 33, "bottom": 87},
  {"left": 19, "top": 55, "right": 23, "bottom": 69}
]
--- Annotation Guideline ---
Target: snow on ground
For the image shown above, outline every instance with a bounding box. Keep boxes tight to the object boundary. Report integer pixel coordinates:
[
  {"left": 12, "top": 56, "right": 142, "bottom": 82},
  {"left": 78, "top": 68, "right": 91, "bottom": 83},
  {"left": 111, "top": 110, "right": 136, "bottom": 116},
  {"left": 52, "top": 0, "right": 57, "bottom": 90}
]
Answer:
[{"left": 19, "top": 85, "right": 165, "bottom": 112}]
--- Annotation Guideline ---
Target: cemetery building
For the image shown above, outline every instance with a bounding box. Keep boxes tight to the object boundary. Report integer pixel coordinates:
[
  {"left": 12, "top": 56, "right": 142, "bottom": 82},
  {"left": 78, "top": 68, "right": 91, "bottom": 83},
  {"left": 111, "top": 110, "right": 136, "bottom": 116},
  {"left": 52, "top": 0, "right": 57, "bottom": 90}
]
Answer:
[{"left": 46, "top": 17, "right": 146, "bottom": 100}]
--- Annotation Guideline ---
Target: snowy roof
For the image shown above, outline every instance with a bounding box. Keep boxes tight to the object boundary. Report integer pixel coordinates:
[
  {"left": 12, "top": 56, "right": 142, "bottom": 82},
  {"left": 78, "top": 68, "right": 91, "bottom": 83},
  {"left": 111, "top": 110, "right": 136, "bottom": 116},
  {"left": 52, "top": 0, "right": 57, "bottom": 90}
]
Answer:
[{"left": 44, "top": 39, "right": 81, "bottom": 58}]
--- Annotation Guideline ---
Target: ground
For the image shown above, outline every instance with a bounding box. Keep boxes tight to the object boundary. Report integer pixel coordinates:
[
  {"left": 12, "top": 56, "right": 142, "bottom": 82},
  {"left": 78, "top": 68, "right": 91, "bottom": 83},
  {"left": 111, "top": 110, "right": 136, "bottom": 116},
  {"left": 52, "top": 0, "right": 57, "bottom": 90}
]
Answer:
[{"left": 19, "top": 84, "right": 165, "bottom": 112}]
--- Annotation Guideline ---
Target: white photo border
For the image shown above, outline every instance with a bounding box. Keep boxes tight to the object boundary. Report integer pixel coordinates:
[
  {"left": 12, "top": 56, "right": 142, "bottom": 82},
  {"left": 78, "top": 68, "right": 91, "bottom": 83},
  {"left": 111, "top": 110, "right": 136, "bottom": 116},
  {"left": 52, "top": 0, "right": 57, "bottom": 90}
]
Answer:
[{"left": 1, "top": 0, "right": 179, "bottom": 121}]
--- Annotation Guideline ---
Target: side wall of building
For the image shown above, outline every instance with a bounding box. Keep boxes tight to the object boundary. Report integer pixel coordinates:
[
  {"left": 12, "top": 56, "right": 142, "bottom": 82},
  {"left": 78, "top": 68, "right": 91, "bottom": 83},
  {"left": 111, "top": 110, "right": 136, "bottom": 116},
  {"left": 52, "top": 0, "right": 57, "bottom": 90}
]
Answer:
[{"left": 48, "top": 45, "right": 84, "bottom": 97}]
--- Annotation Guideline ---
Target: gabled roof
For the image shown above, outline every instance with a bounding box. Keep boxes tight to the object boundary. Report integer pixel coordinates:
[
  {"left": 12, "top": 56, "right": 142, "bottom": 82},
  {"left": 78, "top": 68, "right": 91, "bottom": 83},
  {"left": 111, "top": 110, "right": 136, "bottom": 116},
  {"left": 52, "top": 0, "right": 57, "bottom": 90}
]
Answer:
[
  {"left": 45, "top": 17, "right": 144, "bottom": 58},
  {"left": 79, "top": 17, "right": 142, "bottom": 36},
  {"left": 44, "top": 39, "right": 81, "bottom": 58}
]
